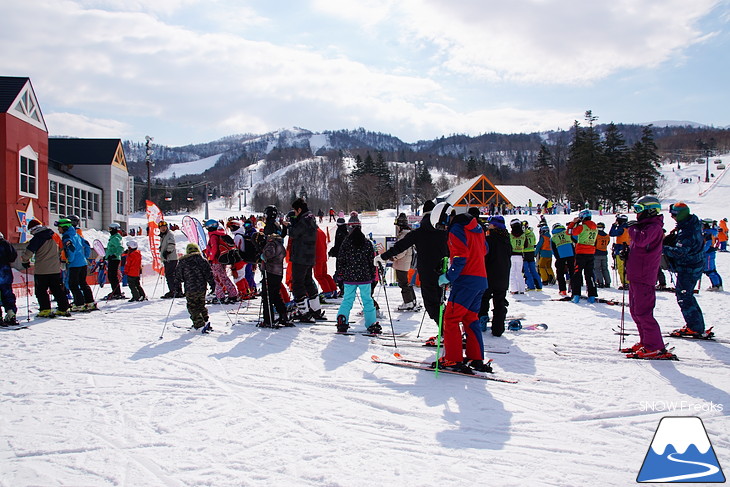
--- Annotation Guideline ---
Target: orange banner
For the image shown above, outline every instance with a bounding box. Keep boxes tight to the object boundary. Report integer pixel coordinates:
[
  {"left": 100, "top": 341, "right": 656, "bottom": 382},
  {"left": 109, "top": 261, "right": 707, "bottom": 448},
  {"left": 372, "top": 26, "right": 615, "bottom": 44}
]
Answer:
[{"left": 145, "top": 200, "right": 164, "bottom": 275}]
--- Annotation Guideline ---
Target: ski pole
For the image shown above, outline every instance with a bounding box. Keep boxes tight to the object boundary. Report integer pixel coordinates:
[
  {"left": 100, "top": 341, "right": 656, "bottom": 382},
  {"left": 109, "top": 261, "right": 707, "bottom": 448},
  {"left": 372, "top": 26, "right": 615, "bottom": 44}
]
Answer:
[
  {"left": 618, "top": 263, "right": 627, "bottom": 351},
  {"left": 159, "top": 293, "right": 176, "bottom": 339},
  {"left": 25, "top": 267, "right": 31, "bottom": 322},
  {"left": 377, "top": 261, "right": 397, "bottom": 348},
  {"left": 416, "top": 307, "right": 427, "bottom": 338},
  {"left": 151, "top": 271, "right": 163, "bottom": 299},
  {"left": 434, "top": 256, "right": 449, "bottom": 376}
]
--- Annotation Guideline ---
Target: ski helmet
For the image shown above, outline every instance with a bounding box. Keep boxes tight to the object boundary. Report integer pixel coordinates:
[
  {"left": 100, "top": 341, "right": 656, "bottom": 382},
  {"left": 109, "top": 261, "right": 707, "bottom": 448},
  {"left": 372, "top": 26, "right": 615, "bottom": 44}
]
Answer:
[
  {"left": 395, "top": 213, "right": 409, "bottom": 227},
  {"left": 158, "top": 220, "right": 168, "bottom": 227},
  {"left": 668, "top": 202, "right": 690, "bottom": 221},
  {"left": 108, "top": 222, "right": 121, "bottom": 231},
  {"left": 616, "top": 214, "right": 629, "bottom": 224},
  {"left": 204, "top": 219, "right": 219, "bottom": 230},
  {"left": 66, "top": 215, "right": 80, "bottom": 227},
  {"left": 578, "top": 209, "right": 592, "bottom": 220},
  {"left": 57, "top": 218, "right": 73, "bottom": 231},
  {"left": 226, "top": 220, "right": 241, "bottom": 230},
  {"left": 552, "top": 223, "right": 566, "bottom": 232},
  {"left": 127, "top": 240, "right": 138, "bottom": 249},
  {"left": 429, "top": 202, "right": 452, "bottom": 230},
  {"left": 596, "top": 222, "right": 606, "bottom": 230},
  {"left": 633, "top": 195, "right": 661, "bottom": 217},
  {"left": 510, "top": 218, "right": 522, "bottom": 228},
  {"left": 265, "top": 205, "right": 279, "bottom": 220}
]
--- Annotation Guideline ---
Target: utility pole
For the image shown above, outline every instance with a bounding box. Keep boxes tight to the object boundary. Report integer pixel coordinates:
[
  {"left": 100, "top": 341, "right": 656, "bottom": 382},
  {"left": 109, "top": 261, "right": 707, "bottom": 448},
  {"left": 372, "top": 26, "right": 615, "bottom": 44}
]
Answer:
[
  {"left": 145, "top": 136, "right": 154, "bottom": 202},
  {"left": 204, "top": 182, "right": 209, "bottom": 220}
]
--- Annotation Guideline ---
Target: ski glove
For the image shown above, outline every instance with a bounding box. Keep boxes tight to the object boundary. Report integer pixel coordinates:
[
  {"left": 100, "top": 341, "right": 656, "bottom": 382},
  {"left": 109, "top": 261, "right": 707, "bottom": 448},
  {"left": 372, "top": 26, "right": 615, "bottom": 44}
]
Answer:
[{"left": 438, "top": 274, "right": 450, "bottom": 287}]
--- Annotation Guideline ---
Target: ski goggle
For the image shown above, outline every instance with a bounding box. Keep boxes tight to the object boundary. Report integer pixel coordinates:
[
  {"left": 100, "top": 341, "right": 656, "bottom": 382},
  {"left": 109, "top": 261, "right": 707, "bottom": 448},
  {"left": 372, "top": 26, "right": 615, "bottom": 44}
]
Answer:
[
  {"left": 633, "top": 201, "right": 660, "bottom": 213},
  {"left": 669, "top": 203, "right": 688, "bottom": 216}
]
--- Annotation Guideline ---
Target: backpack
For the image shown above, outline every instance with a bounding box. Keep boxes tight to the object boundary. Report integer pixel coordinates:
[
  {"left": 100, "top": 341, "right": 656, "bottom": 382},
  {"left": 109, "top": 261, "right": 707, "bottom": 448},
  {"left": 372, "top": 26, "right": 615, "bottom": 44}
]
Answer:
[{"left": 217, "top": 234, "right": 243, "bottom": 265}]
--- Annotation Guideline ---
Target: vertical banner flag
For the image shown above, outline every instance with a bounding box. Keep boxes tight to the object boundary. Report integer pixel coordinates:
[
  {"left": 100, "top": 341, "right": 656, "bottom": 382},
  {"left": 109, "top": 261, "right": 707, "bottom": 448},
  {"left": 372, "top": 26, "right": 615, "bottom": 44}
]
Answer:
[
  {"left": 145, "top": 200, "right": 164, "bottom": 275},
  {"left": 192, "top": 217, "right": 208, "bottom": 250},
  {"left": 181, "top": 215, "right": 198, "bottom": 245}
]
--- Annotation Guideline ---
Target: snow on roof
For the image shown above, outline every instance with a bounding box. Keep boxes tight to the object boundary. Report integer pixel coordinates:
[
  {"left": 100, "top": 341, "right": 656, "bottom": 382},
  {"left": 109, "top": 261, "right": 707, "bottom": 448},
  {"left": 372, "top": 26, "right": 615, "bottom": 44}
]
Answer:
[
  {"left": 494, "top": 185, "right": 547, "bottom": 207},
  {"left": 436, "top": 175, "right": 546, "bottom": 208}
]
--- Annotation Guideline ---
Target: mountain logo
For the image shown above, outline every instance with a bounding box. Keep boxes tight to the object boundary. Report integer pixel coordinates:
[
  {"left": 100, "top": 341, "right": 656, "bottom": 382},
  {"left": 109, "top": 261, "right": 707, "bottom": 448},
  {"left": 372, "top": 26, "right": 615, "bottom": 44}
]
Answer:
[{"left": 637, "top": 416, "right": 725, "bottom": 483}]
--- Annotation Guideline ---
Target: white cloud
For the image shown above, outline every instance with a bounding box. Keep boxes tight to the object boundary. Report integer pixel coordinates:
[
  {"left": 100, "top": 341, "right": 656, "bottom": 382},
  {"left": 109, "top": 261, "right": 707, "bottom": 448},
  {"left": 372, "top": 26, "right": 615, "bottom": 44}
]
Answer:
[
  {"left": 315, "top": 0, "right": 721, "bottom": 84},
  {"left": 45, "top": 112, "right": 132, "bottom": 138}
]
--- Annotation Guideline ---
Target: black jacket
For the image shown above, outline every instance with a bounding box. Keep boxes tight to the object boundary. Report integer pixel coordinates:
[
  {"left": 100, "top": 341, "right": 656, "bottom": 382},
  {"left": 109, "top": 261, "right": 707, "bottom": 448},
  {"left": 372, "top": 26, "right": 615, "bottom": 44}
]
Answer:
[
  {"left": 288, "top": 210, "right": 318, "bottom": 266},
  {"left": 328, "top": 225, "right": 349, "bottom": 258},
  {"left": 485, "top": 228, "right": 511, "bottom": 290},
  {"left": 174, "top": 252, "right": 215, "bottom": 294},
  {"left": 380, "top": 212, "right": 448, "bottom": 283},
  {"left": 335, "top": 230, "right": 375, "bottom": 284}
]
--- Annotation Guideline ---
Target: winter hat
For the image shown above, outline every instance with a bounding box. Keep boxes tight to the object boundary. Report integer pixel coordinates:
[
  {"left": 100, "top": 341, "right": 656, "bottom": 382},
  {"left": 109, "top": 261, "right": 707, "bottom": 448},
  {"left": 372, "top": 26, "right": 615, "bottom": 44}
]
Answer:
[
  {"left": 186, "top": 243, "right": 201, "bottom": 254},
  {"left": 488, "top": 215, "right": 506, "bottom": 229},
  {"left": 348, "top": 211, "right": 361, "bottom": 227},
  {"left": 27, "top": 218, "right": 42, "bottom": 230},
  {"left": 467, "top": 207, "right": 480, "bottom": 219},
  {"left": 292, "top": 198, "right": 308, "bottom": 212},
  {"left": 395, "top": 213, "right": 409, "bottom": 227},
  {"left": 669, "top": 202, "right": 690, "bottom": 221},
  {"left": 127, "top": 240, "right": 138, "bottom": 249},
  {"left": 336, "top": 217, "right": 346, "bottom": 226},
  {"left": 422, "top": 200, "right": 436, "bottom": 213}
]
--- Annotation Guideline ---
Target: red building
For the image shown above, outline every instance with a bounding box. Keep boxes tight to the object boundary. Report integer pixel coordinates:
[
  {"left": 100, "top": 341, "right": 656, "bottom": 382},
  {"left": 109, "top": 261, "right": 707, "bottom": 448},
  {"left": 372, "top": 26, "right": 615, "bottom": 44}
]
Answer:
[{"left": 0, "top": 76, "right": 49, "bottom": 243}]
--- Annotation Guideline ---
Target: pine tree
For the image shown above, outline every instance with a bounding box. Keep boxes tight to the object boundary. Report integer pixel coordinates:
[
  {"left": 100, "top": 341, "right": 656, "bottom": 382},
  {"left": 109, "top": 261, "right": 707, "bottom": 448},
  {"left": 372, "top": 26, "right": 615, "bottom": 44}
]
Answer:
[
  {"left": 533, "top": 144, "right": 555, "bottom": 197},
  {"left": 629, "top": 125, "right": 662, "bottom": 201},
  {"left": 566, "top": 111, "right": 605, "bottom": 209},
  {"left": 602, "top": 123, "right": 631, "bottom": 212}
]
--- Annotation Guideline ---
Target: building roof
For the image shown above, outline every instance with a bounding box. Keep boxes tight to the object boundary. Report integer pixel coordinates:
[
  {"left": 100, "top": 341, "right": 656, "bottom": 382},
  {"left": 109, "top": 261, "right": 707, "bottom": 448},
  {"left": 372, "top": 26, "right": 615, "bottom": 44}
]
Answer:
[
  {"left": 49, "top": 138, "right": 125, "bottom": 166},
  {"left": 48, "top": 163, "right": 103, "bottom": 191},
  {"left": 0, "top": 76, "right": 29, "bottom": 113},
  {"left": 436, "top": 174, "right": 546, "bottom": 208}
]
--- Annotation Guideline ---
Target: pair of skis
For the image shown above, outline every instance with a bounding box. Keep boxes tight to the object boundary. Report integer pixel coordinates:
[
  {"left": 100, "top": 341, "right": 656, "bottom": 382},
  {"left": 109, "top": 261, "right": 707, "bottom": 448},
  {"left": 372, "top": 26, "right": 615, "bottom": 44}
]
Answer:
[{"left": 371, "top": 353, "right": 518, "bottom": 383}]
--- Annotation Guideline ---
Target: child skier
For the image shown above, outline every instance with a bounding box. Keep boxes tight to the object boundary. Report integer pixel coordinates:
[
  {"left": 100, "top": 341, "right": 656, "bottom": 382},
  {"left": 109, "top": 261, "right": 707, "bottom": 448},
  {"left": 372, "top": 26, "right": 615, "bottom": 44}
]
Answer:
[
  {"left": 508, "top": 219, "right": 526, "bottom": 294},
  {"left": 391, "top": 213, "right": 418, "bottom": 311},
  {"left": 0, "top": 231, "right": 19, "bottom": 325},
  {"left": 174, "top": 243, "right": 215, "bottom": 333},
  {"left": 21, "top": 219, "right": 71, "bottom": 318},
  {"left": 550, "top": 223, "right": 575, "bottom": 296},
  {"left": 105, "top": 222, "right": 125, "bottom": 299},
  {"left": 259, "top": 225, "right": 290, "bottom": 328},
  {"left": 123, "top": 240, "right": 146, "bottom": 302},
  {"left": 334, "top": 224, "right": 378, "bottom": 334},
  {"left": 702, "top": 219, "right": 723, "bottom": 291},
  {"left": 567, "top": 209, "right": 598, "bottom": 303},
  {"left": 593, "top": 222, "right": 611, "bottom": 288}
]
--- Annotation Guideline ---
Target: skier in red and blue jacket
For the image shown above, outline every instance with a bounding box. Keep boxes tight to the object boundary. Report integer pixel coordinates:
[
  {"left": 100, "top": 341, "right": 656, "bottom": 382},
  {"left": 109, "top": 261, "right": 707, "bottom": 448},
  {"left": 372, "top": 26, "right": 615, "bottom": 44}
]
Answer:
[{"left": 432, "top": 203, "right": 489, "bottom": 374}]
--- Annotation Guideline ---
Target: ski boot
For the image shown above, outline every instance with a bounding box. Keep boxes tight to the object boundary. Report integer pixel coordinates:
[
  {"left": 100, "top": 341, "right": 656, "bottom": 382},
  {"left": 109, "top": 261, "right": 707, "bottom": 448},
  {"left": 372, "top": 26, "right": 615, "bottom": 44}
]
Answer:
[
  {"left": 464, "top": 359, "right": 493, "bottom": 373},
  {"left": 54, "top": 309, "right": 72, "bottom": 317},
  {"left": 70, "top": 304, "right": 85, "bottom": 312},
  {"left": 201, "top": 323, "right": 213, "bottom": 334},
  {"left": 571, "top": 295, "right": 581, "bottom": 304},
  {"left": 430, "top": 357, "right": 474, "bottom": 374},
  {"left": 3, "top": 310, "right": 18, "bottom": 326},
  {"left": 83, "top": 302, "right": 99, "bottom": 312},
  {"left": 37, "top": 309, "right": 56, "bottom": 318},
  {"left": 311, "top": 309, "right": 327, "bottom": 321},
  {"left": 507, "top": 319, "right": 522, "bottom": 331},
  {"left": 626, "top": 347, "right": 678, "bottom": 360},
  {"left": 336, "top": 314, "right": 349, "bottom": 333},
  {"left": 366, "top": 323, "right": 382, "bottom": 335}
]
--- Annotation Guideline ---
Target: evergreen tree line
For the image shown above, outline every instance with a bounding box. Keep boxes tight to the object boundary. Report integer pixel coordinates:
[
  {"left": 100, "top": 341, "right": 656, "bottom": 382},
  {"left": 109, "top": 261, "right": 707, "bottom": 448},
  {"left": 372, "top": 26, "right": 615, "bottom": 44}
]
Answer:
[{"left": 534, "top": 111, "right": 662, "bottom": 213}]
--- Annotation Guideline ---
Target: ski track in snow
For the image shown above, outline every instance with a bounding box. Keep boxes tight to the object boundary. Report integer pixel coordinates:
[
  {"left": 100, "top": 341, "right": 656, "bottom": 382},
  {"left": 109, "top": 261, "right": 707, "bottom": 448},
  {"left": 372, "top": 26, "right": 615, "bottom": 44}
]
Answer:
[{"left": 2, "top": 161, "right": 730, "bottom": 486}]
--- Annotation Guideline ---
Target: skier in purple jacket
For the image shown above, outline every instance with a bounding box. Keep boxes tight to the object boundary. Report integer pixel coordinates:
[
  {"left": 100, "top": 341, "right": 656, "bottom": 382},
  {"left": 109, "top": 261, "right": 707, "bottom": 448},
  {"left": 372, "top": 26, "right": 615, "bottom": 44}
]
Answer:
[{"left": 623, "top": 195, "right": 676, "bottom": 360}]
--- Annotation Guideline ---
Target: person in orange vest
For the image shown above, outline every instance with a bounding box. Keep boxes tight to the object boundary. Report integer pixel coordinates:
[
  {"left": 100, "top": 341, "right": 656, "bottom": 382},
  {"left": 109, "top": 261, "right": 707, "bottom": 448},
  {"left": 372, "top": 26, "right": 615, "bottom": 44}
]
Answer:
[
  {"left": 718, "top": 218, "right": 728, "bottom": 252},
  {"left": 123, "top": 240, "right": 146, "bottom": 302},
  {"left": 314, "top": 226, "right": 337, "bottom": 299},
  {"left": 567, "top": 209, "right": 598, "bottom": 303},
  {"left": 593, "top": 222, "right": 611, "bottom": 287},
  {"left": 609, "top": 214, "right": 631, "bottom": 289}
]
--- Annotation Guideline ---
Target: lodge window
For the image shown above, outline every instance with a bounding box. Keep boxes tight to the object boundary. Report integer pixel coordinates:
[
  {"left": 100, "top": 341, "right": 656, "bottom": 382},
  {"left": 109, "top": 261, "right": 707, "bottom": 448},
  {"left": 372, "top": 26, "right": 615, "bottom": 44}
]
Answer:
[
  {"left": 50, "top": 181, "right": 58, "bottom": 213},
  {"left": 117, "top": 190, "right": 124, "bottom": 215},
  {"left": 19, "top": 155, "right": 38, "bottom": 197}
]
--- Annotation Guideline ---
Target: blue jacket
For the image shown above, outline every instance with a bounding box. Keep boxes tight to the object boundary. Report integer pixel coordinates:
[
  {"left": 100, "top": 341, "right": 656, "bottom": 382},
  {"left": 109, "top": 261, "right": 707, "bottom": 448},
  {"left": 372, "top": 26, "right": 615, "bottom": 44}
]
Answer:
[
  {"left": 62, "top": 226, "right": 88, "bottom": 268},
  {"left": 663, "top": 214, "right": 704, "bottom": 272}
]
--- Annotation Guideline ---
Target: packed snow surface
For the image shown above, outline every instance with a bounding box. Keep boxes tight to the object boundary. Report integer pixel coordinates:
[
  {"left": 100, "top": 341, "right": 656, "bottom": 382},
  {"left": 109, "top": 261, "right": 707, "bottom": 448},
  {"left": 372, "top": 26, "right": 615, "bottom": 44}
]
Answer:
[{"left": 1, "top": 161, "right": 729, "bottom": 486}]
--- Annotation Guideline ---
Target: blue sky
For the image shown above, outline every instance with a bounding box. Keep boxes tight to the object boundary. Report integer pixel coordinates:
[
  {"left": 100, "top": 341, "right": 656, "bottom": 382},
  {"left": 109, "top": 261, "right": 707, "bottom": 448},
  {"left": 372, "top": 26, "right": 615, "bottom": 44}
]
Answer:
[{"left": 2, "top": 0, "right": 728, "bottom": 147}]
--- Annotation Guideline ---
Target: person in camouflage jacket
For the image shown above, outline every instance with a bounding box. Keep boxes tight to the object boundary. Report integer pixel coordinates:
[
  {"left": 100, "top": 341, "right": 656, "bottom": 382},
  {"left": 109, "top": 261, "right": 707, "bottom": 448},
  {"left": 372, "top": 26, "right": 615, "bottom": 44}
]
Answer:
[{"left": 174, "top": 243, "right": 215, "bottom": 329}]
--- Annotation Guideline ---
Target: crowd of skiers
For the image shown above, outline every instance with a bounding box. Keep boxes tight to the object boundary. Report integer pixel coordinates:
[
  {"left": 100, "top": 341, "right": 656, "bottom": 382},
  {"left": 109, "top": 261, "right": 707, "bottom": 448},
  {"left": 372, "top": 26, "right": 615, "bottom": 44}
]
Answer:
[{"left": 0, "top": 195, "right": 725, "bottom": 365}]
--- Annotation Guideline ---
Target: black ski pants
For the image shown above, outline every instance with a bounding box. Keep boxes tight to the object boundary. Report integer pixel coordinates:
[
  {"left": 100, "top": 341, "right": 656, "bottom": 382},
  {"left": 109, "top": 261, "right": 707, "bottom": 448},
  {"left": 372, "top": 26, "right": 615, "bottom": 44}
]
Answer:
[
  {"left": 35, "top": 273, "right": 70, "bottom": 311},
  {"left": 68, "top": 265, "right": 94, "bottom": 305},
  {"left": 571, "top": 254, "right": 597, "bottom": 297},
  {"left": 107, "top": 258, "right": 122, "bottom": 296}
]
